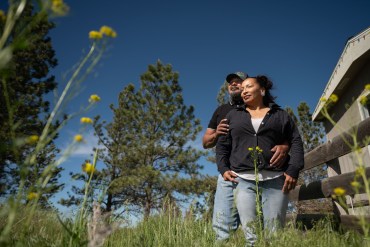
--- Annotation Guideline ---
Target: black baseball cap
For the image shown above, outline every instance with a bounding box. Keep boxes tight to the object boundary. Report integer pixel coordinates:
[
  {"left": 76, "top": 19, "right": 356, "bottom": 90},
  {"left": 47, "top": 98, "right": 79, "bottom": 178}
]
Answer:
[{"left": 226, "top": 72, "right": 248, "bottom": 83}]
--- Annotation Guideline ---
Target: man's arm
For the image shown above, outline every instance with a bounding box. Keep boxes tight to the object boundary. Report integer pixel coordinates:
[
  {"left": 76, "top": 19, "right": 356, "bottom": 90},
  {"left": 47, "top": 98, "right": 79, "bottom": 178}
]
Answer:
[
  {"left": 202, "top": 119, "right": 229, "bottom": 149},
  {"left": 270, "top": 141, "right": 290, "bottom": 168}
]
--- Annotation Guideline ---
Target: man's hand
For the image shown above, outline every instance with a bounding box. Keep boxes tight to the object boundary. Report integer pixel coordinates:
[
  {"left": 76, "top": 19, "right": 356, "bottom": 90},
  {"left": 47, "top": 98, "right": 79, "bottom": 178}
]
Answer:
[
  {"left": 222, "top": 170, "right": 238, "bottom": 183},
  {"left": 202, "top": 119, "right": 229, "bottom": 149},
  {"left": 270, "top": 142, "right": 289, "bottom": 168},
  {"left": 282, "top": 173, "right": 297, "bottom": 193},
  {"left": 216, "top": 119, "right": 229, "bottom": 137}
]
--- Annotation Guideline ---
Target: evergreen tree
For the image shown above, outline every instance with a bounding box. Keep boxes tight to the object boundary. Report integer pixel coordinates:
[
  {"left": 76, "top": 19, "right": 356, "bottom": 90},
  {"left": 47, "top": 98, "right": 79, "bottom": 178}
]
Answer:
[
  {"left": 63, "top": 61, "right": 213, "bottom": 218},
  {"left": 0, "top": 4, "right": 63, "bottom": 203},
  {"left": 287, "top": 102, "right": 324, "bottom": 154},
  {"left": 216, "top": 81, "right": 229, "bottom": 106}
]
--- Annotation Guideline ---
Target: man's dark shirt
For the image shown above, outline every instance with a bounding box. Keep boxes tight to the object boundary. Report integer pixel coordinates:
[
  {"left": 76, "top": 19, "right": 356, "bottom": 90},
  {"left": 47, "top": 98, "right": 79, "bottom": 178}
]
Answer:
[{"left": 207, "top": 101, "right": 244, "bottom": 129}]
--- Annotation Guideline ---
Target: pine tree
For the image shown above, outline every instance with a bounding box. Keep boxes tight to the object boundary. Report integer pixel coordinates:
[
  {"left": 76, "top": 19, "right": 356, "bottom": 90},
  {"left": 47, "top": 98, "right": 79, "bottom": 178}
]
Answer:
[
  {"left": 63, "top": 61, "right": 213, "bottom": 218},
  {"left": 111, "top": 60, "right": 213, "bottom": 218},
  {"left": 216, "top": 82, "right": 229, "bottom": 106},
  {"left": 0, "top": 4, "right": 63, "bottom": 203}
]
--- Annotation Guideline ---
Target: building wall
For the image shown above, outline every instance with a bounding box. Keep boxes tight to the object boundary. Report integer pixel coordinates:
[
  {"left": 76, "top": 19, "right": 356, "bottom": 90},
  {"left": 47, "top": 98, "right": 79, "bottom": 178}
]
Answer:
[
  {"left": 324, "top": 61, "right": 370, "bottom": 215},
  {"left": 324, "top": 61, "right": 370, "bottom": 177}
]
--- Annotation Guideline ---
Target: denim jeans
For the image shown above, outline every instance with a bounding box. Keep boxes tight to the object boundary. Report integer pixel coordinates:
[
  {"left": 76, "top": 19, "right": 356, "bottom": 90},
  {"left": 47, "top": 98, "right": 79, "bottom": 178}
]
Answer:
[
  {"left": 234, "top": 175, "right": 288, "bottom": 245},
  {"left": 212, "top": 174, "right": 240, "bottom": 240}
]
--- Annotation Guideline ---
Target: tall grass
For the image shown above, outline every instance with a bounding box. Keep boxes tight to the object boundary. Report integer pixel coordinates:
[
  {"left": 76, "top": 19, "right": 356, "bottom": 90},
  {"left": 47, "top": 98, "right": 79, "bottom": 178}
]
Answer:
[{"left": 0, "top": 206, "right": 366, "bottom": 247}]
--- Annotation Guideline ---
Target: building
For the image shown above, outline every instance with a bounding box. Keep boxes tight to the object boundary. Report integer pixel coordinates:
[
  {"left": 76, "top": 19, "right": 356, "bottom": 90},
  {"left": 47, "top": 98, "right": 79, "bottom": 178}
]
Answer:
[{"left": 312, "top": 26, "right": 370, "bottom": 215}]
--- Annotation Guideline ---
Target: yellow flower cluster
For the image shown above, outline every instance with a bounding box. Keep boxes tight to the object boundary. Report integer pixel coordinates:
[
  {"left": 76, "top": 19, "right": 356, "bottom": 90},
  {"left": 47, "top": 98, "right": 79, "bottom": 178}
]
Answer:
[
  {"left": 0, "top": 10, "right": 6, "bottom": 22},
  {"left": 74, "top": 134, "right": 83, "bottom": 142},
  {"left": 248, "top": 146, "right": 263, "bottom": 153},
  {"left": 100, "top": 26, "right": 117, "bottom": 38},
  {"left": 360, "top": 95, "right": 368, "bottom": 106},
  {"left": 27, "top": 192, "right": 38, "bottom": 201},
  {"left": 351, "top": 181, "right": 360, "bottom": 189},
  {"left": 82, "top": 162, "right": 95, "bottom": 174},
  {"left": 27, "top": 135, "right": 39, "bottom": 144},
  {"left": 89, "top": 94, "right": 101, "bottom": 103},
  {"left": 80, "top": 117, "right": 93, "bottom": 124},
  {"left": 355, "top": 166, "right": 365, "bottom": 176},
  {"left": 329, "top": 94, "right": 338, "bottom": 103},
  {"left": 51, "top": 0, "right": 69, "bottom": 16},
  {"left": 320, "top": 94, "right": 339, "bottom": 105},
  {"left": 365, "top": 84, "right": 370, "bottom": 91},
  {"left": 89, "top": 26, "right": 117, "bottom": 40},
  {"left": 89, "top": 31, "right": 103, "bottom": 40},
  {"left": 333, "top": 187, "right": 346, "bottom": 197}
]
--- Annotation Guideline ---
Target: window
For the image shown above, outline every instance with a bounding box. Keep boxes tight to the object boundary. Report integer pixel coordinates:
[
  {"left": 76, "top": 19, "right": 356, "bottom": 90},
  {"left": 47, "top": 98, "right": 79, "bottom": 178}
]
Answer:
[
  {"left": 359, "top": 92, "right": 370, "bottom": 120},
  {"left": 365, "top": 97, "right": 370, "bottom": 118}
]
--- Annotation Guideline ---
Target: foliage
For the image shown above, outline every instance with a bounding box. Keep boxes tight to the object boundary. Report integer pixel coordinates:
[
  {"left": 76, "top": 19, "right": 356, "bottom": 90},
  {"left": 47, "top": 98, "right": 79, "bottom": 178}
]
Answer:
[
  {"left": 1, "top": 206, "right": 366, "bottom": 247},
  {"left": 80, "top": 60, "right": 213, "bottom": 219},
  {"left": 0, "top": 0, "right": 117, "bottom": 245},
  {"left": 0, "top": 2, "right": 63, "bottom": 204},
  {"left": 216, "top": 81, "right": 229, "bottom": 106}
]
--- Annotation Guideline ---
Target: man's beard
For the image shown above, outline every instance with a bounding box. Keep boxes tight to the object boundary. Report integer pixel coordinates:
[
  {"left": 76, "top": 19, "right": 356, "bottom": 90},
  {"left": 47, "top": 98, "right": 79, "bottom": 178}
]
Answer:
[{"left": 230, "top": 91, "right": 243, "bottom": 104}]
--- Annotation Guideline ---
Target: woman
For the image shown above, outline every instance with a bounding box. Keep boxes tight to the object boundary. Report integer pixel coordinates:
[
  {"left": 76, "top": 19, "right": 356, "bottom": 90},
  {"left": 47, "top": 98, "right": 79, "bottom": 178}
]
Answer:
[{"left": 216, "top": 75, "right": 304, "bottom": 245}]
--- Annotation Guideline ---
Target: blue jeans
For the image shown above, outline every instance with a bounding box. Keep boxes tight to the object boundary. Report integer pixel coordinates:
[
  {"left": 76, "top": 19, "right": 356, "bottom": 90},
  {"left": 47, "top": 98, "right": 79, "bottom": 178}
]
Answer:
[
  {"left": 212, "top": 174, "right": 240, "bottom": 240},
  {"left": 234, "top": 175, "right": 289, "bottom": 245}
]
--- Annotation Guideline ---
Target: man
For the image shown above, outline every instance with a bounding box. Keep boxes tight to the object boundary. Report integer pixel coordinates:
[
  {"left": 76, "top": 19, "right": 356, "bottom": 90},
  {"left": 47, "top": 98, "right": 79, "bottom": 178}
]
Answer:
[{"left": 203, "top": 72, "right": 289, "bottom": 241}]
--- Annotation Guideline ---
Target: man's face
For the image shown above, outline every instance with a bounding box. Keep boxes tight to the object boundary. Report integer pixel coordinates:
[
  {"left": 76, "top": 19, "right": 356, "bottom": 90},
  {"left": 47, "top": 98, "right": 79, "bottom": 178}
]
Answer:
[{"left": 228, "top": 78, "right": 243, "bottom": 97}]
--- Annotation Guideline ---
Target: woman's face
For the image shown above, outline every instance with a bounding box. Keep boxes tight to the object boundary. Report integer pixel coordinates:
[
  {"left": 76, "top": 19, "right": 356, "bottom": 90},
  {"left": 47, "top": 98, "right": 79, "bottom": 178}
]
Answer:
[{"left": 241, "top": 78, "right": 264, "bottom": 105}]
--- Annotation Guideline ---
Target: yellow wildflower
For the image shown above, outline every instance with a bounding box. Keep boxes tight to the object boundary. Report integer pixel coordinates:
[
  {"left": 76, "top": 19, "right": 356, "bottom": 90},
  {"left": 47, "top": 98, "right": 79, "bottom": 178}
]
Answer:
[
  {"left": 27, "top": 192, "right": 38, "bottom": 201},
  {"left": 27, "top": 135, "right": 39, "bottom": 144},
  {"left": 329, "top": 94, "right": 338, "bottom": 103},
  {"left": 74, "top": 134, "right": 83, "bottom": 142},
  {"left": 333, "top": 187, "right": 346, "bottom": 197},
  {"left": 0, "top": 10, "right": 6, "bottom": 22},
  {"left": 256, "top": 146, "right": 263, "bottom": 153},
  {"left": 248, "top": 147, "right": 254, "bottom": 151},
  {"left": 355, "top": 166, "right": 365, "bottom": 176},
  {"left": 80, "top": 117, "right": 93, "bottom": 124},
  {"left": 320, "top": 97, "right": 327, "bottom": 102},
  {"left": 365, "top": 84, "right": 370, "bottom": 91},
  {"left": 89, "top": 94, "right": 101, "bottom": 103},
  {"left": 359, "top": 96, "right": 368, "bottom": 106},
  {"left": 89, "top": 31, "right": 103, "bottom": 40},
  {"left": 82, "top": 162, "right": 95, "bottom": 174},
  {"left": 100, "top": 26, "right": 117, "bottom": 38},
  {"left": 350, "top": 181, "right": 360, "bottom": 189},
  {"left": 51, "top": 0, "right": 69, "bottom": 16}
]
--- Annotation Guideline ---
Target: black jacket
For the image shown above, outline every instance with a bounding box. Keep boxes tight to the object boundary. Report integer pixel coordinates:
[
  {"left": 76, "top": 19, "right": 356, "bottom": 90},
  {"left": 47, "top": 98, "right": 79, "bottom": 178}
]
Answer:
[{"left": 216, "top": 104, "right": 304, "bottom": 179}]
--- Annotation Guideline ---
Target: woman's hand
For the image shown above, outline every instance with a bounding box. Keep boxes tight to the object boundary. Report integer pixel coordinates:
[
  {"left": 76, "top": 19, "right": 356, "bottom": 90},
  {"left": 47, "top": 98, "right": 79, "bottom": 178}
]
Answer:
[{"left": 282, "top": 173, "right": 297, "bottom": 193}]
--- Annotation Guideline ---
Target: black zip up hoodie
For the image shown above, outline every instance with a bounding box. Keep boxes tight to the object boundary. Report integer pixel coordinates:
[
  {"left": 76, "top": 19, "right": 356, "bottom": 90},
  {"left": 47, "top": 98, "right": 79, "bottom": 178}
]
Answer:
[{"left": 216, "top": 103, "right": 304, "bottom": 179}]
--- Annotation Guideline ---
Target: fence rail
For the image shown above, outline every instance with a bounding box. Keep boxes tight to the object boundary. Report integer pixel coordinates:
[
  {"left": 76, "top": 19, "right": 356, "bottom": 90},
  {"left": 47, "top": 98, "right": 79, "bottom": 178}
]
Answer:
[{"left": 289, "top": 117, "right": 370, "bottom": 231}]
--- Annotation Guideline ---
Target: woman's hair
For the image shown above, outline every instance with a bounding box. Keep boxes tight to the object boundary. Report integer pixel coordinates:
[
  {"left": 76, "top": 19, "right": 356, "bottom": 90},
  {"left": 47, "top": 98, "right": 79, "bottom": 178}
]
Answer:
[{"left": 249, "top": 75, "right": 276, "bottom": 105}]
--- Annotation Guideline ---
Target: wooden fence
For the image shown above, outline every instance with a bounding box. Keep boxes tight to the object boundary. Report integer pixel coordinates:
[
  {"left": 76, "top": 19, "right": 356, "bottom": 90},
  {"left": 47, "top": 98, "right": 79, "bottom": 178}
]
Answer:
[{"left": 288, "top": 117, "right": 370, "bottom": 231}]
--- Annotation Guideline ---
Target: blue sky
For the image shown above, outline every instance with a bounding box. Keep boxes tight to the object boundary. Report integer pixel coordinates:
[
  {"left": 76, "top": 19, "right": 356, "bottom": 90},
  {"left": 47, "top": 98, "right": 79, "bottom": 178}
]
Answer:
[{"left": 4, "top": 0, "right": 370, "bottom": 210}]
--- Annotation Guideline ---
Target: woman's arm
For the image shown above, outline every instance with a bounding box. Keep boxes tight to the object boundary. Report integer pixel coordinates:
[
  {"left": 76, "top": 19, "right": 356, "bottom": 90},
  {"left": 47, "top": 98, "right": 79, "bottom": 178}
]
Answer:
[{"left": 284, "top": 113, "right": 305, "bottom": 179}]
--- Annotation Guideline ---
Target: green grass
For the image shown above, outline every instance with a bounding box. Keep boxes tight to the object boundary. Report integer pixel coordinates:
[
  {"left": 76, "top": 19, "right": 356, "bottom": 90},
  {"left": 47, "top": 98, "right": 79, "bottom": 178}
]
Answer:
[{"left": 0, "top": 206, "right": 367, "bottom": 247}]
